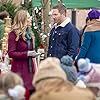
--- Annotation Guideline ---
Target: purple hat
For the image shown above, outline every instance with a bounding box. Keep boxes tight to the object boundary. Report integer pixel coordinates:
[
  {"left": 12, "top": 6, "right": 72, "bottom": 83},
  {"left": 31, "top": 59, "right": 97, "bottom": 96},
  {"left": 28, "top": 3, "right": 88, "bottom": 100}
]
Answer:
[{"left": 88, "top": 9, "right": 100, "bottom": 19}]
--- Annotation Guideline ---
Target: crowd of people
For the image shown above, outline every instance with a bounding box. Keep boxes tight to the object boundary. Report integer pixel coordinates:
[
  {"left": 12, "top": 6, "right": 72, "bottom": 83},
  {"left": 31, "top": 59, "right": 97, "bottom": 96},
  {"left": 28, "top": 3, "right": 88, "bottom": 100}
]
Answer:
[{"left": 0, "top": 3, "right": 100, "bottom": 100}]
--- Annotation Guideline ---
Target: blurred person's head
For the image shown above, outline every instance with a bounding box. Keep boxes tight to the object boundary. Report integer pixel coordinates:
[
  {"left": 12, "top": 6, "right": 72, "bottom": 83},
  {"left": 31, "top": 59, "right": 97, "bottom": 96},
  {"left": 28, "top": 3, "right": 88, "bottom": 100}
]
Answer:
[
  {"left": 0, "top": 72, "right": 23, "bottom": 91},
  {"left": 78, "top": 58, "right": 92, "bottom": 73},
  {"left": 61, "top": 55, "right": 77, "bottom": 83},
  {"left": 0, "top": 72, "right": 25, "bottom": 100},
  {"left": 12, "top": 9, "right": 32, "bottom": 41},
  {"left": 51, "top": 4, "right": 67, "bottom": 25},
  {"left": 61, "top": 55, "right": 74, "bottom": 66},
  {"left": 0, "top": 11, "right": 9, "bottom": 20},
  {"left": 33, "top": 57, "right": 67, "bottom": 90}
]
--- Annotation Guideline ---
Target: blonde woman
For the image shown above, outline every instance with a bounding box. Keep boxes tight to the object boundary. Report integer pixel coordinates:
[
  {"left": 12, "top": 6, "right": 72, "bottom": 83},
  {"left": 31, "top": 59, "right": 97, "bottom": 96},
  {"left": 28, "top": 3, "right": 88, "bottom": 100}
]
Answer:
[{"left": 8, "top": 9, "right": 37, "bottom": 97}]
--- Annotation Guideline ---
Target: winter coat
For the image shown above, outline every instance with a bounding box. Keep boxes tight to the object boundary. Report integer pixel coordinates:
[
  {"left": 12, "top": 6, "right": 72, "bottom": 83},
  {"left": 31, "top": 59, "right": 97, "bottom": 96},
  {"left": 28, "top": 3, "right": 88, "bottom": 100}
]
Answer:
[
  {"left": 79, "top": 64, "right": 100, "bottom": 83},
  {"left": 76, "top": 20, "right": 100, "bottom": 63},
  {"left": 47, "top": 18, "right": 79, "bottom": 60},
  {"left": 30, "top": 78, "right": 96, "bottom": 100},
  {"left": 8, "top": 31, "right": 36, "bottom": 90}
]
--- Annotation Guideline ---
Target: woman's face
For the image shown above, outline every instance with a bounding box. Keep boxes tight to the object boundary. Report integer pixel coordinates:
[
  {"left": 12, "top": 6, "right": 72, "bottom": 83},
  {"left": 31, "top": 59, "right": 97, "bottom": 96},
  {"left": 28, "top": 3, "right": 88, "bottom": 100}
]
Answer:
[{"left": 27, "top": 12, "right": 32, "bottom": 27}]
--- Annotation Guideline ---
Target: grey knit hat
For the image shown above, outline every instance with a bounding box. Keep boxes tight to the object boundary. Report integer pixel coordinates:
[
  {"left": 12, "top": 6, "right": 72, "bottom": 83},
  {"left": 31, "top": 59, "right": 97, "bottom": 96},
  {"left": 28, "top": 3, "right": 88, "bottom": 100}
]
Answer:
[{"left": 33, "top": 57, "right": 66, "bottom": 85}]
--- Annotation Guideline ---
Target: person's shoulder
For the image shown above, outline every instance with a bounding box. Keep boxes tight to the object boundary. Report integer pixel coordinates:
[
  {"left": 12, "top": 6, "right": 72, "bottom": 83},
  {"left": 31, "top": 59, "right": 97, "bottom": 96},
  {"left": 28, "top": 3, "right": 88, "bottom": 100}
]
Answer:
[
  {"left": 9, "top": 30, "right": 16, "bottom": 37},
  {"left": 85, "top": 25, "right": 93, "bottom": 32},
  {"left": 64, "top": 22, "right": 74, "bottom": 31},
  {"left": 9, "top": 30, "right": 15, "bottom": 34},
  {"left": 67, "top": 22, "right": 79, "bottom": 31},
  {"left": 67, "top": 22, "right": 76, "bottom": 28},
  {"left": 85, "top": 25, "right": 100, "bottom": 33},
  {"left": 85, "top": 21, "right": 100, "bottom": 32}
]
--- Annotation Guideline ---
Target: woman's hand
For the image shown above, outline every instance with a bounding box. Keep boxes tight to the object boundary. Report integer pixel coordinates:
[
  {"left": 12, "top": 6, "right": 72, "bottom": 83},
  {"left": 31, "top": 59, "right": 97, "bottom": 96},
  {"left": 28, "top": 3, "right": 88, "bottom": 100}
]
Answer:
[{"left": 27, "top": 51, "right": 41, "bottom": 58}]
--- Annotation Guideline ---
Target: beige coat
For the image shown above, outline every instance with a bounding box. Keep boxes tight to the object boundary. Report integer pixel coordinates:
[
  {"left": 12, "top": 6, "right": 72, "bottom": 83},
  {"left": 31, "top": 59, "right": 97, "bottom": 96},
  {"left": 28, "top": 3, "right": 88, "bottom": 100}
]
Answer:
[
  {"left": 30, "top": 89, "right": 95, "bottom": 100},
  {"left": 30, "top": 79, "right": 96, "bottom": 100},
  {"left": 85, "top": 19, "right": 100, "bottom": 32}
]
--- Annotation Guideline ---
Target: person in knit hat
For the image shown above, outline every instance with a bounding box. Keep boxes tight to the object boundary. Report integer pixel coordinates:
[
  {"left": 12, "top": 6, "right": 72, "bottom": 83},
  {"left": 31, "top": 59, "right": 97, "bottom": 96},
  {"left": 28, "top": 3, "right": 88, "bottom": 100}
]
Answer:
[
  {"left": 61, "top": 55, "right": 77, "bottom": 84},
  {"left": 77, "top": 58, "right": 100, "bottom": 96},
  {"left": 77, "top": 58, "right": 100, "bottom": 83},
  {"left": 78, "top": 58, "right": 91, "bottom": 75},
  {"left": 76, "top": 9, "right": 100, "bottom": 64},
  {"left": 33, "top": 57, "right": 67, "bottom": 89}
]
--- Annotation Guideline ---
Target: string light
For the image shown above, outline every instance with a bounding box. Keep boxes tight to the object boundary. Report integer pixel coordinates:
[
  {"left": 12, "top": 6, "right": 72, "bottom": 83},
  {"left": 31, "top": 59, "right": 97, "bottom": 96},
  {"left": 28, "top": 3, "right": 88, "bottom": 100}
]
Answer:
[{"left": 21, "top": 0, "right": 24, "bottom": 4}]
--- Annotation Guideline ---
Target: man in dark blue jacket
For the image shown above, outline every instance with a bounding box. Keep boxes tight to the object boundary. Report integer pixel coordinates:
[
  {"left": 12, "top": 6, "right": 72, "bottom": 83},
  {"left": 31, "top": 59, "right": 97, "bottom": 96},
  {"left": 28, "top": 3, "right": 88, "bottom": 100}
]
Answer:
[{"left": 47, "top": 4, "right": 79, "bottom": 60}]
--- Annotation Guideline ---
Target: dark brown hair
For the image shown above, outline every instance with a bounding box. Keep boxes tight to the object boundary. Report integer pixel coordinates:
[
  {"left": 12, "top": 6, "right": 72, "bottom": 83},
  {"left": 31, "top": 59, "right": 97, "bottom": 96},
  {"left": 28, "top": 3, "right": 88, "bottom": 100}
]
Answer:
[
  {"left": 52, "top": 4, "right": 66, "bottom": 14},
  {"left": 0, "top": 11, "right": 9, "bottom": 20}
]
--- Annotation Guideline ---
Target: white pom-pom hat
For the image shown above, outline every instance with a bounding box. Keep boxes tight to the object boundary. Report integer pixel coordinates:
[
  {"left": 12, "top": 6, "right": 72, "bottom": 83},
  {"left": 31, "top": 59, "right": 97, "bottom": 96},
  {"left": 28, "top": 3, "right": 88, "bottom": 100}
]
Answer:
[{"left": 78, "top": 58, "right": 92, "bottom": 72}]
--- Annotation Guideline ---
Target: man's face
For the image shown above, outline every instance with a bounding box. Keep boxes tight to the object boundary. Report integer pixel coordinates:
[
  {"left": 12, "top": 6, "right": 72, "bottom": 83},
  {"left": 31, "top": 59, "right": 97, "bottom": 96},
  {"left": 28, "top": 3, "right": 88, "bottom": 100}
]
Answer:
[{"left": 51, "top": 9, "right": 62, "bottom": 25}]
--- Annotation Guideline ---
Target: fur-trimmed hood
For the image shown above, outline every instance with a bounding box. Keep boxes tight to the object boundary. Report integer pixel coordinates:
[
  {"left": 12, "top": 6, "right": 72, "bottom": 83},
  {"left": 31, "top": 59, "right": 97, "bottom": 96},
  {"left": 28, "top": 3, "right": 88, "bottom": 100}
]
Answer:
[{"left": 85, "top": 19, "right": 100, "bottom": 32}]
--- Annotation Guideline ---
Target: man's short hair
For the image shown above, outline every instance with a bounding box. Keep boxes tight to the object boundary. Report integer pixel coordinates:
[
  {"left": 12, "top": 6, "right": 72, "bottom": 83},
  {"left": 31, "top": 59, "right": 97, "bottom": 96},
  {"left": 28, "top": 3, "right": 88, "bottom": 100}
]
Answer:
[{"left": 52, "top": 3, "right": 67, "bottom": 14}]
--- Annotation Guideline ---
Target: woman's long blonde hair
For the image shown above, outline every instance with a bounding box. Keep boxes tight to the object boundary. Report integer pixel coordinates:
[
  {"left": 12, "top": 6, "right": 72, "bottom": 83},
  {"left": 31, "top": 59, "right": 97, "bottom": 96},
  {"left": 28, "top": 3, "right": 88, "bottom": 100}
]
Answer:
[{"left": 12, "top": 9, "right": 28, "bottom": 41}]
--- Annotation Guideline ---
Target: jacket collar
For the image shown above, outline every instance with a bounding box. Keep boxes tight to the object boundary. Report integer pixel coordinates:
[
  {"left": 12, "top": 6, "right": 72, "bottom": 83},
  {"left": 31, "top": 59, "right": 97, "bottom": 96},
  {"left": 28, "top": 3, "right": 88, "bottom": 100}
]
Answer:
[{"left": 54, "top": 17, "right": 71, "bottom": 28}]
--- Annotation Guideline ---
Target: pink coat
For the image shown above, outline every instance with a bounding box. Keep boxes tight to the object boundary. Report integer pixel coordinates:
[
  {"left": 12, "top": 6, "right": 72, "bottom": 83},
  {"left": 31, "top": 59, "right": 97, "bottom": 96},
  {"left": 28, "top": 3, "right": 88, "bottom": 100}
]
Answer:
[
  {"left": 84, "top": 64, "right": 100, "bottom": 96},
  {"left": 8, "top": 31, "right": 36, "bottom": 90},
  {"left": 83, "top": 64, "right": 100, "bottom": 83}
]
